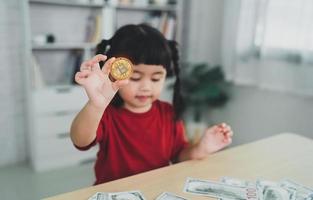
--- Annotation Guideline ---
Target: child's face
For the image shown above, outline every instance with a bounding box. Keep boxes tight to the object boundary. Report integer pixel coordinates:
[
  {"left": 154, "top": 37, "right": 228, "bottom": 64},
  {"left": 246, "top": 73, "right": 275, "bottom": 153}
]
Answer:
[{"left": 118, "top": 64, "right": 167, "bottom": 113}]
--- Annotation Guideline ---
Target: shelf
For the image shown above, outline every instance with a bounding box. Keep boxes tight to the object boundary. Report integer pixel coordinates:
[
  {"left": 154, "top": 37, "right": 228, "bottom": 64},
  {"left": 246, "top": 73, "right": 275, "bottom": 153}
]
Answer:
[
  {"left": 29, "top": 0, "right": 104, "bottom": 8},
  {"left": 32, "top": 43, "right": 97, "bottom": 50},
  {"left": 29, "top": 0, "right": 176, "bottom": 11},
  {"left": 112, "top": 4, "right": 177, "bottom": 12},
  {"left": 33, "top": 84, "right": 80, "bottom": 91},
  {"left": 33, "top": 84, "right": 82, "bottom": 92}
]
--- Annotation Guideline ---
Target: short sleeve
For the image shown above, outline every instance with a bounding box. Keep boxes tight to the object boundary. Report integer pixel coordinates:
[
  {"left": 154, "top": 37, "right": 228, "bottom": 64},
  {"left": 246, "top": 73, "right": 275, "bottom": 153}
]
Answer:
[
  {"left": 74, "top": 138, "right": 97, "bottom": 151},
  {"left": 95, "top": 116, "right": 105, "bottom": 142},
  {"left": 170, "top": 120, "right": 189, "bottom": 162}
]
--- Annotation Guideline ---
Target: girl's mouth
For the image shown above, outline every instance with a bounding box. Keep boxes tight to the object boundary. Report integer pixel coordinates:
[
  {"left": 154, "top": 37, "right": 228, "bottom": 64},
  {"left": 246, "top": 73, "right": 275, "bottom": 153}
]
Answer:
[{"left": 136, "top": 95, "right": 151, "bottom": 102}]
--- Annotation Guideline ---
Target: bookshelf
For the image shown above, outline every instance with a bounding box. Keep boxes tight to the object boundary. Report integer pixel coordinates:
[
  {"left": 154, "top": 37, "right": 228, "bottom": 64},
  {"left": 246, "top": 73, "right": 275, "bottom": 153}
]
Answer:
[
  {"left": 25, "top": 0, "right": 186, "bottom": 172},
  {"left": 29, "top": 0, "right": 104, "bottom": 7},
  {"left": 110, "top": 1, "right": 180, "bottom": 41},
  {"left": 26, "top": 0, "right": 102, "bottom": 172},
  {"left": 115, "top": 4, "right": 176, "bottom": 12},
  {"left": 32, "top": 43, "right": 97, "bottom": 50}
]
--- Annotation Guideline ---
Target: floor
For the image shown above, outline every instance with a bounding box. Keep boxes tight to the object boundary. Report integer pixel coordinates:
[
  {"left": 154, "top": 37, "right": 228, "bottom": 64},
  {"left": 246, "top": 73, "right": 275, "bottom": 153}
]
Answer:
[{"left": 0, "top": 162, "right": 95, "bottom": 200}]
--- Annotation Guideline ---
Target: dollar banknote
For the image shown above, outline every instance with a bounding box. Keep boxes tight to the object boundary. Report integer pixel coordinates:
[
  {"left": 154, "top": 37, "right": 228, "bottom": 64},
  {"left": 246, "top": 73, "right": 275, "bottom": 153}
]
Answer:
[
  {"left": 184, "top": 177, "right": 258, "bottom": 200},
  {"left": 220, "top": 177, "right": 256, "bottom": 200},
  {"left": 256, "top": 179, "right": 296, "bottom": 200},
  {"left": 88, "top": 191, "right": 145, "bottom": 200},
  {"left": 108, "top": 190, "right": 146, "bottom": 200},
  {"left": 88, "top": 192, "right": 108, "bottom": 200},
  {"left": 156, "top": 192, "right": 188, "bottom": 200},
  {"left": 280, "top": 180, "right": 313, "bottom": 200}
]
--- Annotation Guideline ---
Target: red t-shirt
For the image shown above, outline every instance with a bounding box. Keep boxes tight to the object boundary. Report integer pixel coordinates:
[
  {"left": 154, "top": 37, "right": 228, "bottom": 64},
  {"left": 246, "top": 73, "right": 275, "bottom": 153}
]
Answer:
[{"left": 76, "top": 100, "right": 189, "bottom": 184}]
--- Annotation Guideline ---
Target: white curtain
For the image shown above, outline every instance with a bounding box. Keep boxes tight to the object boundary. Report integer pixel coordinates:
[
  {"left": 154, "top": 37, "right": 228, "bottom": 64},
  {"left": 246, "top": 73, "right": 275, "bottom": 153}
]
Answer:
[{"left": 222, "top": 0, "right": 313, "bottom": 96}]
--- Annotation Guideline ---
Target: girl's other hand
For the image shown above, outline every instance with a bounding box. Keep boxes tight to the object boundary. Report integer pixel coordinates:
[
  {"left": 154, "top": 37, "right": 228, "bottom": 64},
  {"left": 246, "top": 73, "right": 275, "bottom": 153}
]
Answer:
[
  {"left": 75, "top": 54, "right": 129, "bottom": 109},
  {"left": 197, "top": 123, "right": 233, "bottom": 155}
]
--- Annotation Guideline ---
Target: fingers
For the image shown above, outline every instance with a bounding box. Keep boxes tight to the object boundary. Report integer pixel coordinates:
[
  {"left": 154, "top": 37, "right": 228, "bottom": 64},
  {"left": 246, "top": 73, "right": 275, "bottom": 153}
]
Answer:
[
  {"left": 223, "top": 136, "right": 232, "bottom": 144},
  {"left": 214, "top": 123, "right": 233, "bottom": 144},
  {"left": 80, "top": 60, "right": 93, "bottom": 71},
  {"left": 90, "top": 54, "right": 107, "bottom": 72},
  {"left": 75, "top": 71, "right": 91, "bottom": 85},
  {"left": 217, "top": 123, "right": 232, "bottom": 135},
  {"left": 102, "top": 57, "right": 116, "bottom": 74},
  {"left": 80, "top": 54, "right": 107, "bottom": 72},
  {"left": 91, "top": 54, "right": 107, "bottom": 63}
]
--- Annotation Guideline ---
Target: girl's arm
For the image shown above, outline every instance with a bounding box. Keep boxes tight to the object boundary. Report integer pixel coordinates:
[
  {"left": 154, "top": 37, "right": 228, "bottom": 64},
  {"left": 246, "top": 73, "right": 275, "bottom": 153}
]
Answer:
[
  {"left": 178, "top": 143, "right": 207, "bottom": 161},
  {"left": 70, "top": 54, "right": 128, "bottom": 147},
  {"left": 70, "top": 101, "right": 107, "bottom": 147},
  {"left": 178, "top": 123, "right": 233, "bottom": 161}
]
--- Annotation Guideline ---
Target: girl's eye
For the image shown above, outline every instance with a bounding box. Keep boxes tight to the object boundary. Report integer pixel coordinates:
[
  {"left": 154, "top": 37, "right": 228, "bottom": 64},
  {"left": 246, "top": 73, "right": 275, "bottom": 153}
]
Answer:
[
  {"left": 152, "top": 79, "right": 160, "bottom": 82},
  {"left": 130, "top": 77, "right": 140, "bottom": 81}
]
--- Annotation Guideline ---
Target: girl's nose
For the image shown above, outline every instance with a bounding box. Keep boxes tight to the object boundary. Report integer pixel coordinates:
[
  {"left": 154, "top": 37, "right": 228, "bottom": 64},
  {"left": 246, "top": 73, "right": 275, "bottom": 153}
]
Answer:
[{"left": 139, "top": 79, "right": 152, "bottom": 91}]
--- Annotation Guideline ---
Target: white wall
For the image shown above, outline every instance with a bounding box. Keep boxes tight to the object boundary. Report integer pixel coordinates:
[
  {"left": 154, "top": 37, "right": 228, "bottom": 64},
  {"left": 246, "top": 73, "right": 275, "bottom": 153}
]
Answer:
[
  {"left": 208, "top": 85, "right": 313, "bottom": 146},
  {"left": 0, "top": 1, "right": 28, "bottom": 166},
  {"left": 187, "top": 0, "right": 224, "bottom": 66}
]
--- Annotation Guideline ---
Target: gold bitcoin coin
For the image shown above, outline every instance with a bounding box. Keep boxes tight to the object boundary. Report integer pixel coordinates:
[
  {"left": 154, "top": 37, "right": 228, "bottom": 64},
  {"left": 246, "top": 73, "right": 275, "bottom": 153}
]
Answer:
[{"left": 109, "top": 57, "right": 133, "bottom": 81}]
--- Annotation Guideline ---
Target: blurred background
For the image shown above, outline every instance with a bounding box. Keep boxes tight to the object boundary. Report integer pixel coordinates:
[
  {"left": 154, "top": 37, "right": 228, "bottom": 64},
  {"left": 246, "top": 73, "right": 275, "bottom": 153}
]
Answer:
[{"left": 1, "top": 0, "right": 313, "bottom": 199}]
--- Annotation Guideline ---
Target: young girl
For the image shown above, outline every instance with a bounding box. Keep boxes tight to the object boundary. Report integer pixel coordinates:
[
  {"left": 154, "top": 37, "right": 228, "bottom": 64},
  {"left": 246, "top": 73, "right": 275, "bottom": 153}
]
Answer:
[{"left": 70, "top": 24, "right": 233, "bottom": 185}]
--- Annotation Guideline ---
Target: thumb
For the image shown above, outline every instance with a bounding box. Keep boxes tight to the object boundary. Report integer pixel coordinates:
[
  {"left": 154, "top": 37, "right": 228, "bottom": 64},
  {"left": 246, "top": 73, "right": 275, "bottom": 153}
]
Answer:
[{"left": 112, "top": 79, "right": 129, "bottom": 90}]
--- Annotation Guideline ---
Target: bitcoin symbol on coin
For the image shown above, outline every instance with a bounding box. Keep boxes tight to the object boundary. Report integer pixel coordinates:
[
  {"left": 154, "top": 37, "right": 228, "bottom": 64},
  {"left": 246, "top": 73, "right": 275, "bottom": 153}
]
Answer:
[{"left": 109, "top": 57, "right": 133, "bottom": 81}]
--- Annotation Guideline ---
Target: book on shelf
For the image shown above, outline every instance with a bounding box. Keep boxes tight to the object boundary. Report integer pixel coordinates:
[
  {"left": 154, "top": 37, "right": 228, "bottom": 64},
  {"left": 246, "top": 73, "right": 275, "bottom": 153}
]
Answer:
[
  {"left": 92, "top": 15, "right": 102, "bottom": 43},
  {"left": 152, "top": 0, "right": 169, "bottom": 6},
  {"left": 85, "top": 13, "right": 102, "bottom": 44},
  {"left": 62, "top": 50, "right": 79, "bottom": 85},
  {"left": 163, "top": 15, "right": 176, "bottom": 40},
  {"left": 145, "top": 12, "right": 160, "bottom": 28},
  {"left": 30, "top": 54, "right": 45, "bottom": 89},
  {"left": 159, "top": 12, "right": 168, "bottom": 35},
  {"left": 144, "top": 12, "right": 176, "bottom": 40},
  {"left": 102, "top": 6, "right": 116, "bottom": 39},
  {"left": 132, "top": 0, "right": 149, "bottom": 6},
  {"left": 70, "top": 51, "right": 84, "bottom": 85},
  {"left": 118, "top": 0, "right": 132, "bottom": 5},
  {"left": 108, "top": 0, "right": 171, "bottom": 6},
  {"left": 46, "top": 0, "right": 102, "bottom": 5}
]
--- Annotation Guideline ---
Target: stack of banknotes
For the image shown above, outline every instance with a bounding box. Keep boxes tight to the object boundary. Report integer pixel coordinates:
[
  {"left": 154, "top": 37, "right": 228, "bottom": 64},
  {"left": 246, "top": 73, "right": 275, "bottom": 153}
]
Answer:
[
  {"left": 88, "top": 177, "right": 313, "bottom": 200},
  {"left": 88, "top": 190, "right": 188, "bottom": 200},
  {"left": 184, "top": 177, "right": 313, "bottom": 200}
]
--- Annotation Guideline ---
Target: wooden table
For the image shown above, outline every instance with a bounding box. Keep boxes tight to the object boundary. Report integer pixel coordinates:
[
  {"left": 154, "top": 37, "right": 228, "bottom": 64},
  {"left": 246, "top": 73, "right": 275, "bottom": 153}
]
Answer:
[{"left": 45, "top": 133, "right": 313, "bottom": 200}]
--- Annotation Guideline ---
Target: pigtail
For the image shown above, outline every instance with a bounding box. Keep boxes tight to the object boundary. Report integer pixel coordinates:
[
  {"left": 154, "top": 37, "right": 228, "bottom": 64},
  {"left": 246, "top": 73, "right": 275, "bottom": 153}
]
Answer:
[
  {"left": 95, "top": 39, "right": 111, "bottom": 68},
  {"left": 168, "top": 40, "right": 184, "bottom": 120}
]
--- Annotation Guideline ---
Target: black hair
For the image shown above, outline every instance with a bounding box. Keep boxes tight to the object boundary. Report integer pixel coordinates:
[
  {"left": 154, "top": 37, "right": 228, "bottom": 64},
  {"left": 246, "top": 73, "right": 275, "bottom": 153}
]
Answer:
[{"left": 95, "top": 23, "right": 183, "bottom": 120}]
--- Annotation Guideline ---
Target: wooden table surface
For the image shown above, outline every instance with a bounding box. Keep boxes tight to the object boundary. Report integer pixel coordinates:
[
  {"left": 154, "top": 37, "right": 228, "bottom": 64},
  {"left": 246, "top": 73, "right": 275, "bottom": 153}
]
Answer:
[{"left": 45, "top": 133, "right": 313, "bottom": 200}]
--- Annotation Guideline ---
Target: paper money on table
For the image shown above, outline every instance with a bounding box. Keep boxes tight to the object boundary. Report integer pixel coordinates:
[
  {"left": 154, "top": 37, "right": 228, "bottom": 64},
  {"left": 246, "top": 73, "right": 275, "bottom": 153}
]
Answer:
[
  {"left": 88, "top": 192, "right": 108, "bottom": 200},
  {"left": 256, "top": 179, "right": 296, "bottom": 200},
  {"left": 280, "top": 179, "right": 313, "bottom": 200},
  {"left": 221, "top": 177, "right": 255, "bottom": 187},
  {"left": 156, "top": 192, "right": 188, "bottom": 200},
  {"left": 220, "top": 177, "right": 256, "bottom": 200},
  {"left": 184, "top": 177, "right": 258, "bottom": 200},
  {"left": 108, "top": 190, "right": 146, "bottom": 200}
]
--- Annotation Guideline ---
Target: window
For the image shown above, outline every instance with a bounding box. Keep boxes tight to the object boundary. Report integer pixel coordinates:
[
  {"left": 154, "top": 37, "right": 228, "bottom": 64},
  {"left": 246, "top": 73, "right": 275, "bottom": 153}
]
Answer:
[{"left": 223, "top": 0, "right": 313, "bottom": 95}]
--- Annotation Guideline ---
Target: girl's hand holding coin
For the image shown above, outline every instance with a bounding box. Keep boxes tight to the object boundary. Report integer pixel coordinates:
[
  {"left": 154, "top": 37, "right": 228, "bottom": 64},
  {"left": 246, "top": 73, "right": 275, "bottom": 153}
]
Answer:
[{"left": 75, "top": 54, "right": 132, "bottom": 109}]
